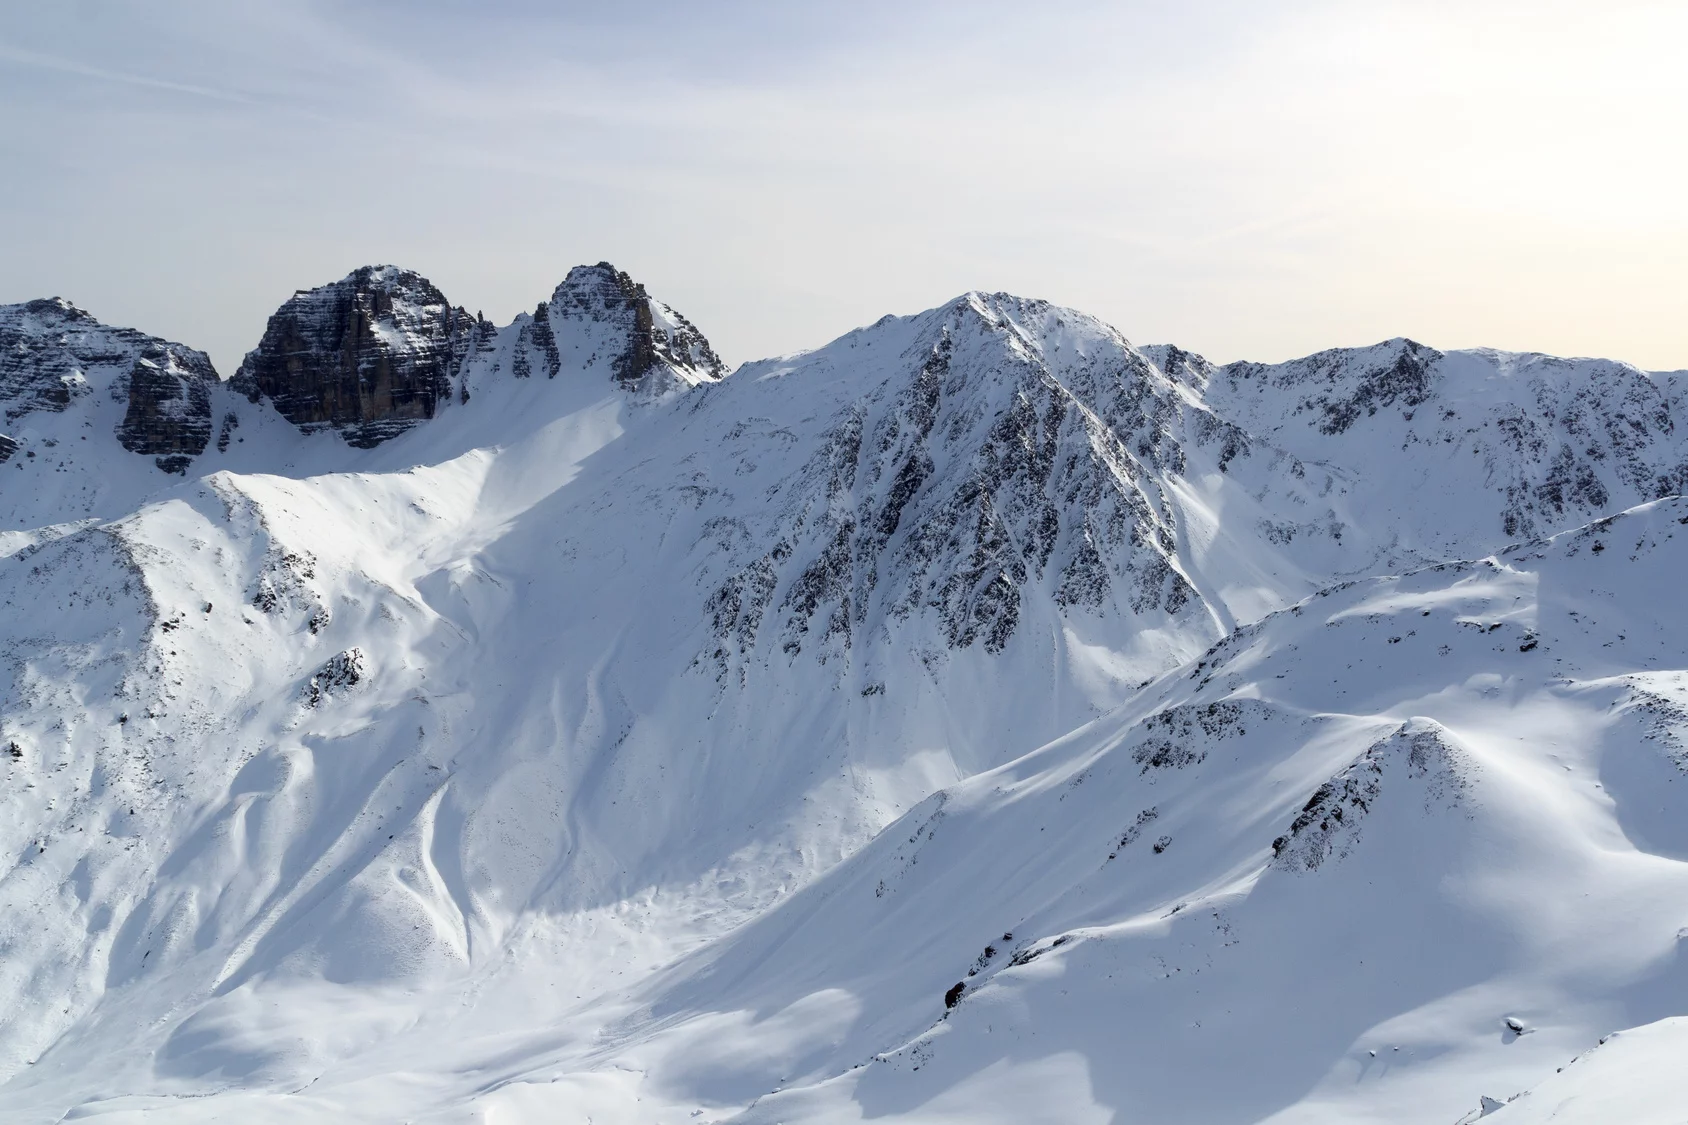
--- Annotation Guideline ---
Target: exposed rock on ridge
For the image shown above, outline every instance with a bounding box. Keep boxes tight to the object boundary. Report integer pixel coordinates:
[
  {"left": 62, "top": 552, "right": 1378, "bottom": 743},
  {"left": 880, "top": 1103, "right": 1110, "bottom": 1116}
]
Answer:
[
  {"left": 231, "top": 262, "right": 725, "bottom": 443},
  {"left": 543, "top": 262, "right": 727, "bottom": 394},
  {"left": 0, "top": 297, "right": 220, "bottom": 472},
  {"left": 116, "top": 347, "right": 218, "bottom": 473},
  {"left": 232, "top": 266, "right": 486, "bottom": 448},
  {"left": 690, "top": 293, "right": 1356, "bottom": 685},
  {"left": 1207, "top": 339, "right": 1688, "bottom": 542}
]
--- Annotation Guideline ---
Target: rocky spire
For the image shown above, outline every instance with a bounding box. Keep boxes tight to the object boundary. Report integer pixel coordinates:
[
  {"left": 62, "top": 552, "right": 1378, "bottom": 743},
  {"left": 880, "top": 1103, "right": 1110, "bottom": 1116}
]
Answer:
[{"left": 547, "top": 263, "right": 726, "bottom": 394}]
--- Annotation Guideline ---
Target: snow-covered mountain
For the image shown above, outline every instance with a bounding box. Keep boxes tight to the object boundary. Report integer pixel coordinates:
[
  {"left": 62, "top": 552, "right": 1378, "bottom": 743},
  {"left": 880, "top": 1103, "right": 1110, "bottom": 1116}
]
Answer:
[
  {"left": 1, "top": 266, "right": 1685, "bottom": 1123},
  {"left": 1198, "top": 339, "right": 1688, "bottom": 547}
]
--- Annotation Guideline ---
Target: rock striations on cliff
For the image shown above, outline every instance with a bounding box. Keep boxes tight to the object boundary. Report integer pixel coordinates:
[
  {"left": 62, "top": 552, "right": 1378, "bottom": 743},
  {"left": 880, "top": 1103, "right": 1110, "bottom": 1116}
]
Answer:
[
  {"left": 0, "top": 297, "right": 220, "bottom": 473},
  {"left": 228, "top": 262, "right": 725, "bottom": 447},
  {"left": 230, "top": 265, "right": 486, "bottom": 449}
]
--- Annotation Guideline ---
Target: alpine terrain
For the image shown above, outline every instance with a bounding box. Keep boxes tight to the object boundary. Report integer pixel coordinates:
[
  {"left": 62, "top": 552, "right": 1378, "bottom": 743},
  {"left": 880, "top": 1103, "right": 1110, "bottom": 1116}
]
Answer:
[{"left": 2, "top": 262, "right": 1686, "bottom": 1124}]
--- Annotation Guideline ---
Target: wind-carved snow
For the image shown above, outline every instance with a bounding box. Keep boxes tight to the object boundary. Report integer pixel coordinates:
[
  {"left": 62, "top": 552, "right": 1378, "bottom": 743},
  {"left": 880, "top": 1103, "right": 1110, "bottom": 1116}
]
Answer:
[
  {"left": 662, "top": 498, "right": 1688, "bottom": 1125},
  {"left": 2, "top": 276, "right": 1688, "bottom": 1124}
]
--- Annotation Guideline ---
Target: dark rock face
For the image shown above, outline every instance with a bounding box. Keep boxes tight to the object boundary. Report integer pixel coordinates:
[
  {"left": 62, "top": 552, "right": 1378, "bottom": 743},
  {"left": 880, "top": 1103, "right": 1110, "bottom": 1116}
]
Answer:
[
  {"left": 2, "top": 299, "right": 104, "bottom": 422},
  {"left": 304, "top": 647, "right": 366, "bottom": 706},
  {"left": 0, "top": 297, "right": 220, "bottom": 471},
  {"left": 233, "top": 266, "right": 484, "bottom": 447},
  {"left": 1259, "top": 339, "right": 1439, "bottom": 436},
  {"left": 1271, "top": 721, "right": 1467, "bottom": 872},
  {"left": 510, "top": 301, "right": 562, "bottom": 380},
  {"left": 550, "top": 263, "right": 726, "bottom": 392},
  {"left": 117, "top": 345, "right": 220, "bottom": 472}
]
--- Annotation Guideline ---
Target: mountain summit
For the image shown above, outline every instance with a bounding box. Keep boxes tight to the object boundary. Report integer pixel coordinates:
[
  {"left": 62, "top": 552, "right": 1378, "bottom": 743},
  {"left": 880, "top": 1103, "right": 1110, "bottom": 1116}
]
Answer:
[
  {"left": 228, "top": 261, "right": 725, "bottom": 448},
  {"left": 545, "top": 261, "right": 727, "bottom": 391},
  {"left": 231, "top": 265, "right": 485, "bottom": 448}
]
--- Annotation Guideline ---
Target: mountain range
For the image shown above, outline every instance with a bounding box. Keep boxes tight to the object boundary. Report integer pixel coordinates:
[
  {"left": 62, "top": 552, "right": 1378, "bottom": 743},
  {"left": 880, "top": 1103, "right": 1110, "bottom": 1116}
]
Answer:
[{"left": 2, "top": 262, "right": 1685, "bottom": 1123}]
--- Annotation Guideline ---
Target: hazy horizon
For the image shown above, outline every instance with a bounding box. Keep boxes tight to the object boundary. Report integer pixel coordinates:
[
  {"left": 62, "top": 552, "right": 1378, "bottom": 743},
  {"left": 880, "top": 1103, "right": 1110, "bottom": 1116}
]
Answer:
[{"left": 4, "top": 0, "right": 1685, "bottom": 375}]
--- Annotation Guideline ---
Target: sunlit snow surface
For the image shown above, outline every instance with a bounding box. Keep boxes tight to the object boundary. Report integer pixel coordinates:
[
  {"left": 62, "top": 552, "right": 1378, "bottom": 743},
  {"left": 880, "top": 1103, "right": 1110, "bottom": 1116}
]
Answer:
[{"left": 2, "top": 293, "right": 1686, "bottom": 1123}]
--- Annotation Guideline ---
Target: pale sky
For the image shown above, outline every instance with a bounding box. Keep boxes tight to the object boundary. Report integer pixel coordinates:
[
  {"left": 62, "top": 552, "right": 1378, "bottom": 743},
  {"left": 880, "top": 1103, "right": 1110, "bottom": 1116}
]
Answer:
[{"left": 3, "top": 1, "right": 1685, "bottom": 375}]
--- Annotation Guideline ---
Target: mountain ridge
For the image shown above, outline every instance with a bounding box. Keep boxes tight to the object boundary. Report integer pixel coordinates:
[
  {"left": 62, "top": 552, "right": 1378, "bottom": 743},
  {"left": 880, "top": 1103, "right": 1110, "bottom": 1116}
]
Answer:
[{"left": 3, "top": 269, "right": 1687, "bottom": 1123}]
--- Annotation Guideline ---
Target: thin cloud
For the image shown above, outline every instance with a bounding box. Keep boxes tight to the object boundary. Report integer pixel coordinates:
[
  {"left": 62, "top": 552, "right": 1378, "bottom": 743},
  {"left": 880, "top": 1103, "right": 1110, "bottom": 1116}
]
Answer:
[{"left": 0, "top": 43, "right": 250, "bottom": 104}]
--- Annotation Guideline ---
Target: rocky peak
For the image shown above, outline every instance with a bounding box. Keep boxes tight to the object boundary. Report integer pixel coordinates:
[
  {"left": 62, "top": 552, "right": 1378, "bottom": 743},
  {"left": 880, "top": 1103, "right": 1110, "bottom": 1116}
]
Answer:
[
  {"left": 5, "top": 298, "right": 127, "bottom": 421},
  {"left": 0, "top": 297, "right": 220, "bottom": 473},
  {"left": 545, "top": 262, "right": 726, "bottom": 393},
  {"left": 1206, "top": 339, "right": 1688, "bottom": 542},
  {"left": 1221, "top": 337, "right": 1441, "bottom": 436},
  {"left": 232, "top": 266, "right": 484, "bottom": 448},
  {"left": 690, "top": 293, "right": 1351, "bottom": 683}
]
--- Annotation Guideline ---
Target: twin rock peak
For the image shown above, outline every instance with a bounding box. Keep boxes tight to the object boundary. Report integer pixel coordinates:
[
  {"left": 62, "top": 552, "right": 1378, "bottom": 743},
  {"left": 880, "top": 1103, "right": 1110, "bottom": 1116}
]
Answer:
[{"left": 0, "top": 262, "right": 726, "bottom": 472}]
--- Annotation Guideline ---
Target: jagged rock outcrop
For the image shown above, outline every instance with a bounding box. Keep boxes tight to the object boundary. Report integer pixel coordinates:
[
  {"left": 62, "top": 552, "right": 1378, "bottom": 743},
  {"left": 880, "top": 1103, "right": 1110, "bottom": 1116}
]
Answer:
[
  {"left": 548, "top": 262, "right": 726, "bottom": 392},
  {"left": 1271, "top": 720, "right": 1470, "bottom": 872},
  {"left": 509, "top": 300, "right": 562, "bottom": 381},
  {"left": 457, "top": 261, "right": 725, "bottom": 397},
  {"left": 116, "top": 345, "right": 219, "bottom": 473},
  {"left": 229, "top": 262, "right": 721, "bottom": 443},
  {"left": 0, "top": 297, "right": 220, "bottom": 473},
  {"left": 2, "top": 299, "right": 104, "bottom": 422},
  {"left": 233, "top": 266, "right": 487, "bottom": 447}
]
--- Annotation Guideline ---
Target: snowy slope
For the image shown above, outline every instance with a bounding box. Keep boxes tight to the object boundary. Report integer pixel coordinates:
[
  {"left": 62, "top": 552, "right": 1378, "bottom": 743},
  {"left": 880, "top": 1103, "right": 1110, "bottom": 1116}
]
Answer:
[
  {"left": 0, "top": 276, "right": 1685, "bottom": 1123},
  {"left": 1477, "top": 1017, "right": 1688, "bottom": 1123},
  {"left": 630, "top": 496, "right": 1688, "bottom": 1125}
]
